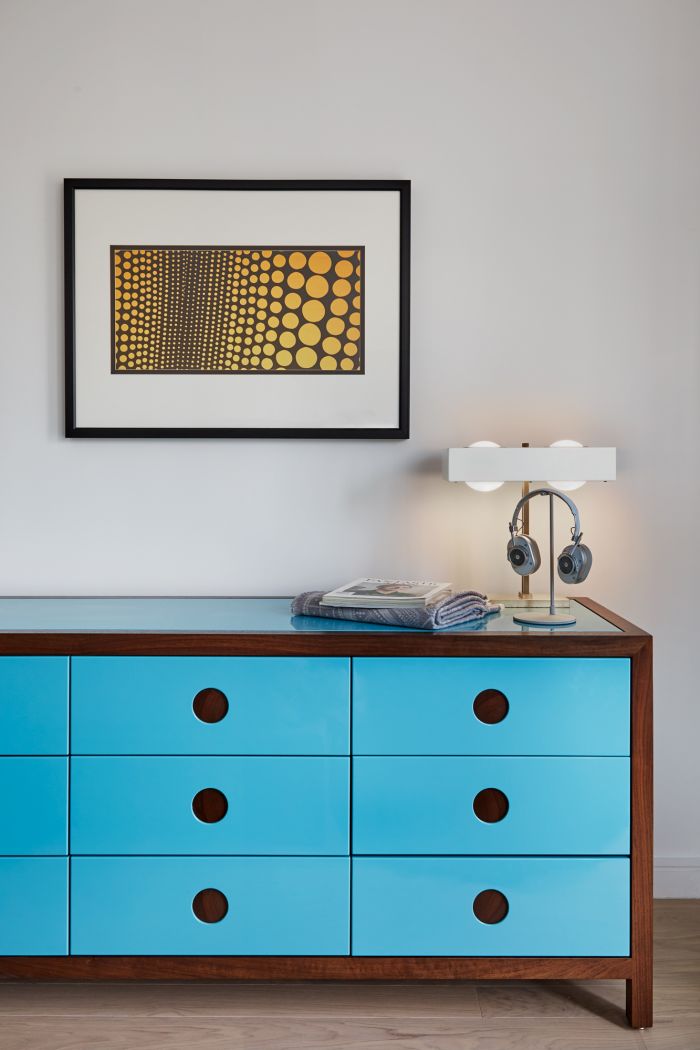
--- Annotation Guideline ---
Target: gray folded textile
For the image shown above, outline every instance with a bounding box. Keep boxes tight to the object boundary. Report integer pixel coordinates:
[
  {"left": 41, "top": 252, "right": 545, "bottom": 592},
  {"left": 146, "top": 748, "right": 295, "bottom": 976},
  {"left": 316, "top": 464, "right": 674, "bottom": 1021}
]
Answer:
[{"left": 291, "top": 590, "right": 502, "bottom": 631}]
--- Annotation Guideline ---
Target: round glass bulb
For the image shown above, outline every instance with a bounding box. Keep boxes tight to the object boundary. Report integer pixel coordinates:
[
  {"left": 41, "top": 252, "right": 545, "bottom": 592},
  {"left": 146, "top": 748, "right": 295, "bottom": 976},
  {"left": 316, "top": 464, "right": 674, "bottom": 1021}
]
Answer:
[
  {"left": 547, "top": 439, "right": 585, "bottom": 491},
  {"left": 465, "top": 440, "right": 505, "bottom": 492}
]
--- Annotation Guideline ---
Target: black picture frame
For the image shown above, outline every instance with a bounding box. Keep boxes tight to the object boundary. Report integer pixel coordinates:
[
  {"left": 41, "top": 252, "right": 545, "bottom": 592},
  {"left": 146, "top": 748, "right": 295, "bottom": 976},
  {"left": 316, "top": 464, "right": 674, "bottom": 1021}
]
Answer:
[{"left": 64, "top": 178, "right": 410, "bottom": 439}]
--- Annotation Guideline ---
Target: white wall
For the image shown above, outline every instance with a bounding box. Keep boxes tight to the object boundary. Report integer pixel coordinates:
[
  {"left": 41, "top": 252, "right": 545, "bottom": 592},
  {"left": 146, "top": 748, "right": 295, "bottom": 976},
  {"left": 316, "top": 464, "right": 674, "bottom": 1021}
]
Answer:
[{"left": 1, "top": 0, "right": 699, "bottom": 892}]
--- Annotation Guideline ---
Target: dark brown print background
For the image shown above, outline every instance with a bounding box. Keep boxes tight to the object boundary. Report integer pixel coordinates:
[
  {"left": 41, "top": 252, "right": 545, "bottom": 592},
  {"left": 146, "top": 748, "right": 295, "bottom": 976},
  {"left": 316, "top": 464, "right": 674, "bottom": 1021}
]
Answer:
[{"left": 111, "top": 247, "right": 364, "bottom": 374}]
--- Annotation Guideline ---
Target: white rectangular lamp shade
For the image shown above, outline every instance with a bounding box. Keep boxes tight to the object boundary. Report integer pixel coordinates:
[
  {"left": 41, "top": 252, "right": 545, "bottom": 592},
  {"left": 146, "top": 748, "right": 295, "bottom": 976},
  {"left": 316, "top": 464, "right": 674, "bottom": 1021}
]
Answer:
[{"left": 445, "top": 446, "right": 616, "bottom": 483}]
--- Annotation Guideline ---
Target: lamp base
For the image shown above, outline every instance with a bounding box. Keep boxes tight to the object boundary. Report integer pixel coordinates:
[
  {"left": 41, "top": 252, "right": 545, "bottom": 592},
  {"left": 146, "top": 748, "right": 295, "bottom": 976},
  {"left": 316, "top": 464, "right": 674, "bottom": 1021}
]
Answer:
[{"left": 513, "top": 611, "right": 577, "bottom": 628}]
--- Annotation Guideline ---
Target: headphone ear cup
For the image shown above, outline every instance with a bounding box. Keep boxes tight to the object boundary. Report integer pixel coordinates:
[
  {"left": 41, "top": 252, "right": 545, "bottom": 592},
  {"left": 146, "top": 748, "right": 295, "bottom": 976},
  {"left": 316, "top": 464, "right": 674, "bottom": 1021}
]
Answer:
[
  {"left": 507, "top": 534, "right": 541, "bottom": 576},
  {"left": 575, "top": 543, "right": 593, "bottom": 582},
  {"left": 557, "top": 543, "right": 593, "bottom": 584}
]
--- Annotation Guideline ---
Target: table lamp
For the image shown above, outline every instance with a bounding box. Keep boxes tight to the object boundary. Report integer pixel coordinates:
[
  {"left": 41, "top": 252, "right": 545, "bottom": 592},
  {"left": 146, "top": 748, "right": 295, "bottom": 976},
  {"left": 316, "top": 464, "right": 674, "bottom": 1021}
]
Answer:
[{"left": 444, "top": 440, "right": 616, "bottom": 606}]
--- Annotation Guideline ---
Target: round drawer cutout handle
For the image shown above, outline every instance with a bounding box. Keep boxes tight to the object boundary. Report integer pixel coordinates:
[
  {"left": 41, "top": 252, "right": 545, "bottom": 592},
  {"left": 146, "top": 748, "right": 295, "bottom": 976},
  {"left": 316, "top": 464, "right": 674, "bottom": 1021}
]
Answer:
[
  {"left": 473, "top": 689, "right": 509, "bottom": 724},
  {"left": 192, "top": 787, "right": 228, "bottom": 823},
  {"left": 473, "top": 889, "right": 509, "bottom": 925},
  {"left": 193, "top": 688, "right": 229, "bottom": 724},
  {"left": 473, "top": 787, "right": 509, "bottom": 823},
  {"left": 192, "top": 888, "right": 228, "bottom": 923}
]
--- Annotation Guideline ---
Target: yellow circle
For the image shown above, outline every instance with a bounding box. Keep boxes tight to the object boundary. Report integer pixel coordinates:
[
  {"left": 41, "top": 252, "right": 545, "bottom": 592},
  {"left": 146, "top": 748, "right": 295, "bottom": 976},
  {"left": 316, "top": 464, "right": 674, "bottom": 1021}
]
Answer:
[
  {"left": 306, "top": 275, "right": 328, "bottom": 298},
  {"left": 326, "top": 316, "right": 345, "bottom": 336},
  {"left": 320, "top": 356, "right": 338, "bottom": 371},
  {"left": 271, "top": 270, "right": 284, "bottom": 283},
  {"left": 275, "top": 349, "right": 292, "bottom": 367},
  {"left": 271, "top": 285, "right": 283, "bottom": 299},
  {"left": 322, "top": 336, "right": 341, "bottom": 355},
  {"left": 262, "top": 358, "right": 273, "bottom": 370},
  {"left": 270, "top": 301, "right": 282, "bottom": 314},
  {"left": 331, "top": 298, "right": 348, "bottom": 316},
  {"left": 349, "top": 312, "right": 361, "bottom": 325},
  {"left": 352, "top": 295, "right": 361, "bottom": 309},
  {"left": 332, "top": 278, "right": 351, "bottom": 297},
  {"left": 298, "top": 322, "right": 321, "bottom": 346},
  {"left": 268, "top": 316, "right": 280, "bottom": 328},
  {"left": 265, "top": 329, "right": 278, "bottom": 341},
  {"left": 288, "top": 271, "right": 305, "bottom": 290},
  {"left": 341, "top": 358, "right": 354, "bottom": 370},
  {"left": 250, "top": 356, "right": 260, "bottom": 366},
  {"left": 263, "top": 343, "right": 276, "bottom": 356},
  {"left": 344, "top": 342, "right": 358, "bottom": 356},
  {"left": 309, "top": 251, "right": 331, "bottom": 274},
  {"left": 289, "top": 251, "right": 307, "bottom": 270},
  {"left": 338, "top": 249, "right": 355, "bottom": 258},
  {"left": 347, "top": 326, "right": 360, "bottom": 340},
  {"left": 302, "top": 299, "right": 325, "bottom": 322},
  {"left": 282, "top": 312, "right": 299, "bottom": 329},
  {"left": 273, "top": 254, "right": 286, "bottom": 267},
  {"left": 296, "top": 346, "right": 318, "bottom": 369},
  {"left": 279, "top": 330, "right": 296, "bottom": 348},
  {"left": 335, "top": 260, "right": 353, "bottom": 278},
  {"left": 285, "top": 292, "right": 301, "bottom": 309}
]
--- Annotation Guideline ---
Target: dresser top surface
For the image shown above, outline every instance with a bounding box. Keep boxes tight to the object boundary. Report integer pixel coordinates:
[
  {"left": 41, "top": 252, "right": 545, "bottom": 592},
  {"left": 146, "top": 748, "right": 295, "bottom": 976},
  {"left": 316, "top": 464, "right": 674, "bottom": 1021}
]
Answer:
[{"left": 0, "top": 596, "right": 631, "bottom": 635}]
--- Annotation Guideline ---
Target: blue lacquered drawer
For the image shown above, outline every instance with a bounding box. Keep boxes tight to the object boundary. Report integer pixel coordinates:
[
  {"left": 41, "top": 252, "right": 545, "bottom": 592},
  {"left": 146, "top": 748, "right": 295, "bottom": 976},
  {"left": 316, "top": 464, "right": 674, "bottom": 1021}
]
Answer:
[
  {"left": 0, "top": 759, "right": 67, "bottom": 855},
  {"left": 71, "top": 757, "right": 348, "bottom": 855},
  {"left": 353, "top": 756, "right": 629, "bottom": 855},
  {"left": 0, "top": 657, "right": 68, "bottom": 755},
  {"left": 353, "top": 857, "right": 630, "bottom": 956},
  {"left": 71, "top": 856, "right": 349, "bottom": 955},
  {"left": 353, "top": 658, "right": 630, "bottom": 756},
  {"left": 0, "top": 858, "right": 68, "bottom": 954},
  {"left": 72, "top": 657, "right": 349, "bottom": 755}
]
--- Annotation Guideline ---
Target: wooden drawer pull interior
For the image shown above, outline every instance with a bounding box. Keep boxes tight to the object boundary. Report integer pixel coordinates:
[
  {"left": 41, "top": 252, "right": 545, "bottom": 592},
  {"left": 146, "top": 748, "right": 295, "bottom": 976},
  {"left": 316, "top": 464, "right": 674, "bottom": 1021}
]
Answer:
[
  {"left": 472, "top": 787, "right": 509, "bottom": 823},
  {"left": 192, "top": 888, "right": 228, "bottom": 923},
  {"left": 473, "top": 689, "right": 509, "bottom": 724},
  {"left": 192, "top": 787, "right": 228, "bottom": 823},
  {"left": 473, "top": 889, "right": 509, "bottom": 924},
  {"left": 193, "top": 688, "right": 229, "bottom": 724}
]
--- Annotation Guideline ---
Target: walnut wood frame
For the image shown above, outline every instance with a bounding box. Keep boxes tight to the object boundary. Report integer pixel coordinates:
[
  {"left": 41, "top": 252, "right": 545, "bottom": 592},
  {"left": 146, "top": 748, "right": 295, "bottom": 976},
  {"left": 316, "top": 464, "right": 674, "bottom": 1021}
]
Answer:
[
  {"left": 0, "top": 598, "right": 652, "bottom": 1030},
  {"left": 64, "top": 178, "right": 411, "bottom": 440}
]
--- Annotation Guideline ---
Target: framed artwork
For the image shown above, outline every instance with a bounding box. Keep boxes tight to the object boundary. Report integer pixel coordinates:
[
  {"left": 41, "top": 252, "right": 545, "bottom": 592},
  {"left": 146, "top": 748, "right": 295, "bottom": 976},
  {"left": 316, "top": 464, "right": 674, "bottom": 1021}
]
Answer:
[{"left": 64, "top": 179, "right": 410, "bottom": 438}]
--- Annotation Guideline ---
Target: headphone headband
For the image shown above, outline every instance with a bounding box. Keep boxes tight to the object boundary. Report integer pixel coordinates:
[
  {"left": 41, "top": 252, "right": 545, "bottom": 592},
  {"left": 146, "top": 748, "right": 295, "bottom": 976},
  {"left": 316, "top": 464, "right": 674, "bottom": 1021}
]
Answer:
[{"left": 510, "top": 487, "right": 582, "bottom": 542}]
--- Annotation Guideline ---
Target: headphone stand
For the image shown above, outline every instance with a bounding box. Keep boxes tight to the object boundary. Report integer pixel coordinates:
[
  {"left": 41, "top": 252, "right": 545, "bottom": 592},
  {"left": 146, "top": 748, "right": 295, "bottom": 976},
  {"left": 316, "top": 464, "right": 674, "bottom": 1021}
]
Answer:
[{"left": 513, "top": 493, "right": 577, "bottom": 628}]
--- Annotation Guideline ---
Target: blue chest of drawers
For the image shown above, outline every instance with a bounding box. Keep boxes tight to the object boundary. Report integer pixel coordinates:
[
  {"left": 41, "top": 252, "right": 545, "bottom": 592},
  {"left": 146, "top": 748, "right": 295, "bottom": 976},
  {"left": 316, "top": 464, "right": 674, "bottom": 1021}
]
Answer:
[{"left": 0, "top": 597, "right": 652, "bottom": 1029}]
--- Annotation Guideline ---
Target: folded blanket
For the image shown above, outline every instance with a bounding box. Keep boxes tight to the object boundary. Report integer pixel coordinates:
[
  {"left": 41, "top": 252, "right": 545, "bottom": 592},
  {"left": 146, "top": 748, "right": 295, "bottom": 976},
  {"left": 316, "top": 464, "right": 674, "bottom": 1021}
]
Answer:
[{"left": 291, "top": 590, "right": 502, "bottom": 631}]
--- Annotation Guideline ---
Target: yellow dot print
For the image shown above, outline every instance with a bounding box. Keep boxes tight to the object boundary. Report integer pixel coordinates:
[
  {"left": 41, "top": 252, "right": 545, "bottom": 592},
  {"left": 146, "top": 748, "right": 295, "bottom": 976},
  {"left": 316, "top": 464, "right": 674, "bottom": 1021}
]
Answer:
[
  {"left": 306, "top": 275, "right": 328, "bottom": 298},
  {"left": 335, "top": 260, "right": 353, "bottom": 278},
  {"left": 296, "top": 346, "right": 318, "bottom": 369},
  {"left": 271, "top": 285, "right": 283, "bottom": 299},
  {"left": 279, "top": 331, "right": 296, "bottom": 349},
  {"left": 285, "top": 292, "right": 301, "bottom": 309},
  {"left": 276, "top": 349, "right": 292, "bottom": 367},
  {"left": 320, "top": 356, "right": 338, "bottom": 371},
  {"left": 289, "top": 251, "right": 307, "bottom": 270},
  {"left": 262, "top": 358, "right": 273, "bottom": 370},
  {"left": 298, "top": 322, "right": 321, "bottom": 346},
  {"left": 309, "top": 251, "right": 331, "bottom": 274},
  {"left": 271, "top": 270, "right": 284, "bottom": 283},
  {"left": 332, "top": 279, "right": 351, "bottom": 297},
  {"left": 341, "top": 358, "right": 354, "bottom": 370},
  {"left": 270, "top": 301, "right": 282, "bottom": 314},
  {"left": 346, "top": 326, "right": 360, "bottom": 340},
  {"left": 322, "top": 336, "right": 341, "bottom": 355},
  {"left": 326, "top": 317, "right": 345, "bottom": 336},
  {"left": 263, "top": 343, "right": 276, "bottom": 356},
  {"left": 288, "top": 271, "right": 305, "bottom": 290},
  {"left": 282, "top": 312, "right": 299, "bottom": 329},
  {"left": 344, "top": 342, "right": 358, "bottom": 356},
  {"left": 302, "top": 299, "right": 325, "bottom": 322},
  {"left": 331, "top": 299, "right": 348, "bottom": 316},
  {"left": 273, "top": 254, "right": 286, "bottom": 267}
]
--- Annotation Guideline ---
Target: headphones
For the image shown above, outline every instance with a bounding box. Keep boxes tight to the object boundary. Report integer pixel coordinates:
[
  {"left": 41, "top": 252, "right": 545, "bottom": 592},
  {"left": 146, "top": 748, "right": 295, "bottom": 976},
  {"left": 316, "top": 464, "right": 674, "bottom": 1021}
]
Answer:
[{"left": 507, "top": 487, "right": 593, "bottom": 585}]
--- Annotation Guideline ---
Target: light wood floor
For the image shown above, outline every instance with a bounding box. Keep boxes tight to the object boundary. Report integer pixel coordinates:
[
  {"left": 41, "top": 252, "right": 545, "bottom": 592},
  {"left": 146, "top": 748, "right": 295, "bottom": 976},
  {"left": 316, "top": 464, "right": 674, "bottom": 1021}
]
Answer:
[{"left": 0, "top": 901, "right": 696, "bottom": 1049}]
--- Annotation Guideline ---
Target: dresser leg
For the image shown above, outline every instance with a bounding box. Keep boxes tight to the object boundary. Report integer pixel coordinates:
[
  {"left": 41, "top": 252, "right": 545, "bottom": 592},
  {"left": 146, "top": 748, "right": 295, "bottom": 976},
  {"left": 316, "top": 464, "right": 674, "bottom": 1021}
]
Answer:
[{"left": 626, "top": 975, "right": 653, "bottom": 1029}]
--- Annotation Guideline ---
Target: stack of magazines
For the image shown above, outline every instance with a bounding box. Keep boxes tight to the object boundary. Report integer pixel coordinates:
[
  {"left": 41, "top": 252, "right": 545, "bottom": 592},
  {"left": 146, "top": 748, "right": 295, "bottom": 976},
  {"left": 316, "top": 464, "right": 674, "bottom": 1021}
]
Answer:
[{"left": 320, "top": 578, "right": 452, "bottom": 609}]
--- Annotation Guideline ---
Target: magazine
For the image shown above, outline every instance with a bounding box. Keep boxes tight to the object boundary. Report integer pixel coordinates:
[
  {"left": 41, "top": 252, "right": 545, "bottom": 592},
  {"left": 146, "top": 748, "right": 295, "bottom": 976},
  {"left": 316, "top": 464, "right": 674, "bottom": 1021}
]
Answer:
[{"left": 320, "top": 578, "right": 452, "bottom": 609}]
